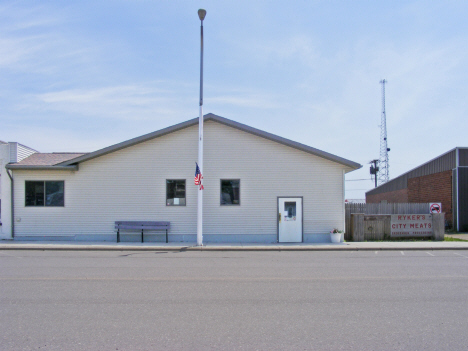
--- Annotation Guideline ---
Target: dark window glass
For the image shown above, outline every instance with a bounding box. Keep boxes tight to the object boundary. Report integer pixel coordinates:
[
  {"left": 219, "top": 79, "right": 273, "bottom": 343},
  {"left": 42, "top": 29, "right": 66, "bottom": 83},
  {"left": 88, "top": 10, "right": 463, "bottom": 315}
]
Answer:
[
  {"left": 45, "top": 181, "right": 64, "bottom": 206},
  {"left": 166, "top": 180, "right": 186, "bottom": 206},
  {"left": 26, "top": 181, "right": 44, "bottom": 206},
  {"left": 220, "top": 180, "right": 240, "bottom": 205},
  {"left": 284, "top": 202, "right": 296, "bottom": 218},
  {"left": 25, "top": 181, "right": 64, "bottom": 207}
]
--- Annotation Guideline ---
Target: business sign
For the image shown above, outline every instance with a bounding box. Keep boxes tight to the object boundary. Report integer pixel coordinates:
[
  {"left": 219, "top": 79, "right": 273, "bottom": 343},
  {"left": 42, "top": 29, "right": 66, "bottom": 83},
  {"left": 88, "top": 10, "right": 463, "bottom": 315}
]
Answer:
[
  {"left": 391, "top": 214, "right": 433, "bottom": 237},
  {"left": 429, "top": 203, "right": 442, "bottom": 214}
]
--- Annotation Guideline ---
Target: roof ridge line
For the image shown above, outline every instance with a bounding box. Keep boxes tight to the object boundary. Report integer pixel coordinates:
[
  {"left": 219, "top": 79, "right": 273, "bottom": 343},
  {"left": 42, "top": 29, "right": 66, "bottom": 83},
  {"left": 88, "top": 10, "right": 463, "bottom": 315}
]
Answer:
[{"left": 50, "top": 113, "right": 361, "bottom": 170}]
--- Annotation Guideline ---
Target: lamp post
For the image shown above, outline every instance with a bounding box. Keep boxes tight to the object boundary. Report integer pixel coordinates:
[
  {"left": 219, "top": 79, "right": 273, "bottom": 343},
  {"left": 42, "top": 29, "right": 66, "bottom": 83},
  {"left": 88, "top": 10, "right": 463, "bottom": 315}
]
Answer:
[{"left": 197, "top": 9, "right": 206, "bottom": 246}]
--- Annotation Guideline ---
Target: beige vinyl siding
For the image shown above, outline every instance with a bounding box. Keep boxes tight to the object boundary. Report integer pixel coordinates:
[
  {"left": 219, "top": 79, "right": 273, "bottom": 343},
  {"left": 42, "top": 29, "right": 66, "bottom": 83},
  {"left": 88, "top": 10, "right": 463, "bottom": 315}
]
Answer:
[
  {"left": 204, "top": 121, "right": 346, "bottom": 237},
  {"left": 13, "top": 125, "right": 198, "bottom": 238},
  {"left": 12, "top": 120, "right": 347, "bottom": 239}
]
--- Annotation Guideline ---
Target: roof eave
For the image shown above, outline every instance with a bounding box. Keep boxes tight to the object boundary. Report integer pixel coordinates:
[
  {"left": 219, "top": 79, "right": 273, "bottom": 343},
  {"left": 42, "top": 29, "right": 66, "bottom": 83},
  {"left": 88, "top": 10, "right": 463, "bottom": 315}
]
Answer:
[
  {"left": 208, "top": 114, "right": 362, "bottom": 170},
  {"left": 6, "top": 164, "right": 79, "bottom": 171},
  {"left": 57, "top": 113, "right": 361, "bottom": 170},
  {"left": 58, "top": 117, "right": 199, "bottom": 166}
]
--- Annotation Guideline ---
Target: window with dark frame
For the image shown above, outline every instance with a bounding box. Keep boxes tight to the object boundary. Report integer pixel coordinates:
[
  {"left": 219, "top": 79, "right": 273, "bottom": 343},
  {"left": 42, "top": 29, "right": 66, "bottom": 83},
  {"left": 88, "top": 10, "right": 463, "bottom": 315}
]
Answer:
[
  {"left": 220, "top": 179, "right": 240, "bottom": 205},
  {"left": 25, "top": 181, "right": 64, "bottom": 207},
  {"left": 166, "top": 179, "right": 186, "bottom": 206}
]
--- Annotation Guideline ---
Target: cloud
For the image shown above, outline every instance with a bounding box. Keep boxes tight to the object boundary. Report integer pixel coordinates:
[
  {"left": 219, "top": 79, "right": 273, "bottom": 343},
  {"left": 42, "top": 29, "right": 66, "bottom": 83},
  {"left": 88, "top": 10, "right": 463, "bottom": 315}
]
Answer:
[
  {"left": 2, "top": 1, "right": 467, "bottom": 200},
  {"left": 225, "top": 33, "right": 320, "bottom": 69},
  {"left": 0, "top": 3, "right": 120, "bottom": 83},
  {"left": 31, "top": 83, "right": 196, "bottom": 121},
  {"left": 0, "top": 36, "right": 40, "bottom": 67},
  {"left": 0, "top": 5, "right": 65, "bottom": 69},
  {"left": 3, "top": 124, "right": 116, "bottom": 153},
  {"left": 209, "top": 93, "right": 280, "bottom": 109}
]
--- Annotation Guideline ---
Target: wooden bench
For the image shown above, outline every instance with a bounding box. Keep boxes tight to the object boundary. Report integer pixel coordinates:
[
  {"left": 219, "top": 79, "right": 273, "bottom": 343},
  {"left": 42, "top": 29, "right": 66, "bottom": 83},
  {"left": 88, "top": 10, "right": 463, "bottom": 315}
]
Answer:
[{"left": 115, "top": 221, "right": 170, "bottom": 243}]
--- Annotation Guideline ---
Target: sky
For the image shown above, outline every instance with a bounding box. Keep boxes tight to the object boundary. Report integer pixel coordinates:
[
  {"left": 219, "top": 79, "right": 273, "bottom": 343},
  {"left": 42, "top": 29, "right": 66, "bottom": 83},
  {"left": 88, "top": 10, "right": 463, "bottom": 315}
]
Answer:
[{"left": 2, "top": 1, "right": 467, "bottom": 199}]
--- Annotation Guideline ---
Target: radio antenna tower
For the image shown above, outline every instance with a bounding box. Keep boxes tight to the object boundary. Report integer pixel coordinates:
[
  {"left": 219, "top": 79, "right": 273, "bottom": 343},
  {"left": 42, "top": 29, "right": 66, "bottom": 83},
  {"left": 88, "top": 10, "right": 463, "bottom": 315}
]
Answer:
[{"left": 378, "top": 79, "right": 390, "bottom": 185}]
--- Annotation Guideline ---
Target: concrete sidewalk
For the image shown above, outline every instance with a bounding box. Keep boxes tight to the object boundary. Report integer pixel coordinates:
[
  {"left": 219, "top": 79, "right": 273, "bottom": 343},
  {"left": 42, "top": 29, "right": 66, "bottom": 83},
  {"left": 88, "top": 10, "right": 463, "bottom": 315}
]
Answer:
[{"left": 1, "top": 240, "right": 468, "bottom": 251}]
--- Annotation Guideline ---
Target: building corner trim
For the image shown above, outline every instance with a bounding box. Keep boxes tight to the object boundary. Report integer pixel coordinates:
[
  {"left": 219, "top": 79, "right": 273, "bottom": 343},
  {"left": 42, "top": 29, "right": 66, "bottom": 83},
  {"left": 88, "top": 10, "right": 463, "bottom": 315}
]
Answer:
[
  {"left": 456, "top": 148, "right": 460, "bottom": 231},
  {"left": 6, "top": 169, "right": 14, "bottom": 238}
]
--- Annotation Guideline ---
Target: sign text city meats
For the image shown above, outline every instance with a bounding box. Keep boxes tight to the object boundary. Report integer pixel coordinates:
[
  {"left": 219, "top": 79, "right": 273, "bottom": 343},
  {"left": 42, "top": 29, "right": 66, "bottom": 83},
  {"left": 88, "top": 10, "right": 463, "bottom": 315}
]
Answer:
[{"left": 391, "top": 214, "right": 433, "bottom": 237}]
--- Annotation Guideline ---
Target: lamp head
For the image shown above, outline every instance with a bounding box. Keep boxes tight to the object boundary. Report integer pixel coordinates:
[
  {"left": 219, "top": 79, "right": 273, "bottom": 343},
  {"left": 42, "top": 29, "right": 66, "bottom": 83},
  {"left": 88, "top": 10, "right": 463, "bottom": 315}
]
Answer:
[{"left": 198, "top": 9, "right": 206, "bottom": 21}]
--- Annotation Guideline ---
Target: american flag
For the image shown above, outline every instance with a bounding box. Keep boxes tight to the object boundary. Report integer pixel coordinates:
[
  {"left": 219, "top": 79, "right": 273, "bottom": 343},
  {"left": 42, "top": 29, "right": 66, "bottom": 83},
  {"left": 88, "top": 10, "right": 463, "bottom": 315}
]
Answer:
[{"left": 194, "top": 163, "right": 204, "bottom": 189}]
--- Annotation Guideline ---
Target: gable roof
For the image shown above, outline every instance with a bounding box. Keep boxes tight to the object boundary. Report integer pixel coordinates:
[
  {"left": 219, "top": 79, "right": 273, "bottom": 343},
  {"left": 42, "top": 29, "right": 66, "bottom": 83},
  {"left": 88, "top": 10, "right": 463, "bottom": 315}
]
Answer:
[
  {"left": 11, "top": 113, "right": 360, "bottom": 170},
  {"left": 59, "top": 113, "right": 361, "bottom": 170}
]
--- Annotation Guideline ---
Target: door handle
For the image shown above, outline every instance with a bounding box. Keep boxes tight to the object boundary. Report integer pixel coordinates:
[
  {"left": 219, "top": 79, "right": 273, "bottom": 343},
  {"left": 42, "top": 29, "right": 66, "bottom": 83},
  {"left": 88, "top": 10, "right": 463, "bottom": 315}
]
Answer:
[{"left": 278, "top": 213, "right": 281, "bottom": 222}]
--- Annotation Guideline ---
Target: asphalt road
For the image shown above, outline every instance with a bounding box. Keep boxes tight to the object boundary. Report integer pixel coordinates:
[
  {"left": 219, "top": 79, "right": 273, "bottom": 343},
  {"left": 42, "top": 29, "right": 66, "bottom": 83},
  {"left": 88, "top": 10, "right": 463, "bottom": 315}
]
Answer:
[{"left": 1, "top": 250, "right": 468, "bottom": 351}]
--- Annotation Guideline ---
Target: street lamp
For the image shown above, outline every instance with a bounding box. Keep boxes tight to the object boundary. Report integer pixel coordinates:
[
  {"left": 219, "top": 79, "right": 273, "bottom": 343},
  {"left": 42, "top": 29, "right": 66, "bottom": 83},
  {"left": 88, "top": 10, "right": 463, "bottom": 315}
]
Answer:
[
  {"left": 198, "top": 9, "right": 206, "bottom": 21},
  {"left": 197, "top": 9, "right": 206, "bottom": 246}
]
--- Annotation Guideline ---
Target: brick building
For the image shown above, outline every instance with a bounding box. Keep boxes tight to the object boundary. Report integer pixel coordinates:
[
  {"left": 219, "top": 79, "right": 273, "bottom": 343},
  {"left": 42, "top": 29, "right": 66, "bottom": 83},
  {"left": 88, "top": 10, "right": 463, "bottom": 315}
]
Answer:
[{"left": 366, "top": 148, "right": 468, "bottom": 231}]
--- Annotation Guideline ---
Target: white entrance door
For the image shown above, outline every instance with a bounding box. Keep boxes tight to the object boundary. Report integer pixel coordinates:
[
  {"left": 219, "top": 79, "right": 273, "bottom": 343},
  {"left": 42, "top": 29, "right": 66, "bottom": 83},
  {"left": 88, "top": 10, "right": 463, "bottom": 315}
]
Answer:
[{"left": 278, "top": 197, "right": 302, "bottom": 242}]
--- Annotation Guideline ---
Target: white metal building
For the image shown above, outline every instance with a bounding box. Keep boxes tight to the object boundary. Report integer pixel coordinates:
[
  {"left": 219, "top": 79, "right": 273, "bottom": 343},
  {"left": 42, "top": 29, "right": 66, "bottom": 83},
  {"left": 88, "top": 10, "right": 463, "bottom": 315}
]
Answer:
[
  {"left": 0, "top": 141, "right": 37, "bottom": 228},
  {"left": 1, "top": 114, "right": 361, "bottom": 243}
]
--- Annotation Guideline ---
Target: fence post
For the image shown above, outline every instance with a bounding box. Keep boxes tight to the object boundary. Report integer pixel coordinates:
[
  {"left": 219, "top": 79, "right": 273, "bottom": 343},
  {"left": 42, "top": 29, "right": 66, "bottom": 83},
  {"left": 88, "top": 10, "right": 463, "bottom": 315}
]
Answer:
[
  {"left": 351, "top": 213, "right": 364, "bottom": 242},
  {"left": 432, "top": 213, "right": 445, "bottom": 241}
]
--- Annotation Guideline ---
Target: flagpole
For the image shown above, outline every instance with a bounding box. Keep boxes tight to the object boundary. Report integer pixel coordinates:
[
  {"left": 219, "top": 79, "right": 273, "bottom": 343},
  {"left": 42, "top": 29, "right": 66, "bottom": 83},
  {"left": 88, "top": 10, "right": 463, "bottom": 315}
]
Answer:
[{"left": 197, "top": 9, "right": 206, "bottom": 246}]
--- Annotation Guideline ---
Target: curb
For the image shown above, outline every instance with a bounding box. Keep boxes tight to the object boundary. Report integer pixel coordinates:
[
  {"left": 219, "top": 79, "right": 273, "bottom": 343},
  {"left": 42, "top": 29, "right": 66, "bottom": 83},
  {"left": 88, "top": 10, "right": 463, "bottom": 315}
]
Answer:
[{"left": 1, "top": 245, "right": 468, "bottom": 251}]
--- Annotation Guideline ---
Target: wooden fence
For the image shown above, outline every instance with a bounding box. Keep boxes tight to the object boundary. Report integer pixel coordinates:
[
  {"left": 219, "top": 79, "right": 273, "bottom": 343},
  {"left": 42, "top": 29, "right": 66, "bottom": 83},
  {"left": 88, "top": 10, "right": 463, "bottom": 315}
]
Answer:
[{"left": 345, "top": 203, "right": 430, "bottom": 241}]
